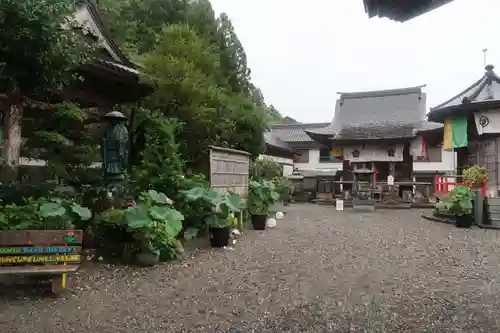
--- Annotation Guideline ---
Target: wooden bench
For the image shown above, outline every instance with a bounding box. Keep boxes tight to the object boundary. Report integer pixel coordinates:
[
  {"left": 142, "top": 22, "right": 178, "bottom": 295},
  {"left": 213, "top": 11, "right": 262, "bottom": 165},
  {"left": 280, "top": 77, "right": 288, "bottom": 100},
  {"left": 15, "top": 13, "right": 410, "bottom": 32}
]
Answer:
[{"left": 0, "top": 230, "right": 83, "bottom": 293}]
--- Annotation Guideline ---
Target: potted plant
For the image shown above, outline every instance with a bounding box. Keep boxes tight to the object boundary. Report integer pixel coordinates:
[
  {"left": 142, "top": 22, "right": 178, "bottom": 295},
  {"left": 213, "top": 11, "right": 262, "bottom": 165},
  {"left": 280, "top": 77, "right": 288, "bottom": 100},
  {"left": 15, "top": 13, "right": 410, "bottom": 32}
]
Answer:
[
  {"left": 444, "top": 185, "right": 473, "bottom": 228},
  {"left": 123, "top": 190, "right": 185, "bottom": 265},
  {"left": 463, "top": 165, "right": 488, "bottom": 225},
  {"left": 205, "top": 211, "right": 239, "bottom": 247},
  {"left": 182, "top": 187, "right": 243, "bottom": 247},
  {"left": 248, "top": 180, "right": 280, "bottom": 230}
]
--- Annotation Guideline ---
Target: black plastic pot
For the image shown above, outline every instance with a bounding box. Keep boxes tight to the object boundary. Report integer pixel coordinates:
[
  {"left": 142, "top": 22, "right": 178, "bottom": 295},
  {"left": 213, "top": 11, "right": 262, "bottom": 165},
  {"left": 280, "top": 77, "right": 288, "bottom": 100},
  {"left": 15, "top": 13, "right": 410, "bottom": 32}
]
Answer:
[
  {"left": 455, "top": 214, "right": 473, "bottom": 228},
  {"left": 251, "top": 214, "right": 267, "bottom": 230},
  {"left": 209, "top": 227, "right": 230, "bottom": 247}
]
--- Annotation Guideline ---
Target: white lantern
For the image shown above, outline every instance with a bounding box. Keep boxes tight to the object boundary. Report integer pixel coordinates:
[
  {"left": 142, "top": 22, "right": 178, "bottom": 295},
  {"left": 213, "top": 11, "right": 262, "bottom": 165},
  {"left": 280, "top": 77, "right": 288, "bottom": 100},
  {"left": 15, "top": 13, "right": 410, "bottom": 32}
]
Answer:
[
  {"left": 275, "top": 212, "right": 284, "bottom": 220},
  {"left": 267, "top": 218, "right": 277, "bottom": 228}
]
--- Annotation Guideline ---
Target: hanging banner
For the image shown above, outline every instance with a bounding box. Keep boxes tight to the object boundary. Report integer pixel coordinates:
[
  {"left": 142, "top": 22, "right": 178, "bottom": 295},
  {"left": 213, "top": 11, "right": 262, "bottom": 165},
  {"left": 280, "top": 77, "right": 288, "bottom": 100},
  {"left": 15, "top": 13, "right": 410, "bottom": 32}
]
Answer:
[
  {"left": 410, "top": 136, "right": 426, "bottom": 158},
  {"left": 331, "top": 143, "right": 343, "bottom": 157},
  {"left": 443, "top": 116, "right": 467, "bottom": 150}
]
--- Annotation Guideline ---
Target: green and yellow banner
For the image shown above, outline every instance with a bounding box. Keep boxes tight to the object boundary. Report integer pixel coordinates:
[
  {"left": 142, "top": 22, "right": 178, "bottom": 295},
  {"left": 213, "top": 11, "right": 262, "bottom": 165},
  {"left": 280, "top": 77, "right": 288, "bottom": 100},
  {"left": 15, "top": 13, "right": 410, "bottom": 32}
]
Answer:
[
  {"left": 443, "top": 116, "right": 468, "bottom": 150},
  {"left": 331, "top": 144, "right": 343, "bottom": 157}
]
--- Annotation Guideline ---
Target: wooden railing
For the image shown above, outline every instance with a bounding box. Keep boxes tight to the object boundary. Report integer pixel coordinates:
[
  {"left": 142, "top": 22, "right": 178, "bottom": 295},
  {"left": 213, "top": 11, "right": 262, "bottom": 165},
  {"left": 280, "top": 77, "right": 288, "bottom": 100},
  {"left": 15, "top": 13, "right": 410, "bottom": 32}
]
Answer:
[{"left": 434, "top": 175, "right": 486, "bottom": 196}]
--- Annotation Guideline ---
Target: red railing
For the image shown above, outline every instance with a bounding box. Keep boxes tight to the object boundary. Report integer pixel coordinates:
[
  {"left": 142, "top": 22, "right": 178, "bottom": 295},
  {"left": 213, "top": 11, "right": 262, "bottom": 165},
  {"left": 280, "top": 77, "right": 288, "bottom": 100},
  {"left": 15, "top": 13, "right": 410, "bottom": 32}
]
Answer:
[{"left": 434, "top": 175, "right": 487, "bottom": 196}]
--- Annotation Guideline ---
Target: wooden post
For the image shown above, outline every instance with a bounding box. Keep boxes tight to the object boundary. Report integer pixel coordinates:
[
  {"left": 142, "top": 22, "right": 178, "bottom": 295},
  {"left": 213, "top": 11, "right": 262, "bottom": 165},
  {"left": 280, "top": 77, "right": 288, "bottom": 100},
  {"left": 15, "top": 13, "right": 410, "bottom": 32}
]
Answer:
[{"left": 372, "top": 162, "right": 376, "bottom": 187}]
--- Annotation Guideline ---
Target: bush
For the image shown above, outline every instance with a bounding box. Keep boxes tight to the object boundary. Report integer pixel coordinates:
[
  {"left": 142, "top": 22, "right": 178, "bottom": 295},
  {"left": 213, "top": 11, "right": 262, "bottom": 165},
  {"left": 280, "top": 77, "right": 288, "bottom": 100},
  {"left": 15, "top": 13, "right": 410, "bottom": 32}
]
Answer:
[
  {"left": 251, "top": 158, "right": 283, "bottom": 181},
  {"left": 91, "top": 190, "right": 185, "bottom": 262},
  {"left": 0, "top": 197, "right": 92, "bottom": 231},
  {"left": 272, "top": 176, "right": 293, "bottom": 202},
  {"left": 463, "top": 165, "right": 488, "bottom": 188}
]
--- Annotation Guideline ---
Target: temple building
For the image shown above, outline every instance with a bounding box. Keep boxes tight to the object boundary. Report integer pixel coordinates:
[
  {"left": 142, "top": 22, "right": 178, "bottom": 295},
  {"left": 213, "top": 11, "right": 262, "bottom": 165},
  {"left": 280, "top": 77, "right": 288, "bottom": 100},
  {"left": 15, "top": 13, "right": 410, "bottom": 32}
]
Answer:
[
  {"left": 288, "top": 85, "right": 456, "bottom": 203},
  {"left": 1, "top": 0, "right": 152, "bottom": 176},
  {"left": 428, "top": 64, "right": 500, "bottom": 196}
]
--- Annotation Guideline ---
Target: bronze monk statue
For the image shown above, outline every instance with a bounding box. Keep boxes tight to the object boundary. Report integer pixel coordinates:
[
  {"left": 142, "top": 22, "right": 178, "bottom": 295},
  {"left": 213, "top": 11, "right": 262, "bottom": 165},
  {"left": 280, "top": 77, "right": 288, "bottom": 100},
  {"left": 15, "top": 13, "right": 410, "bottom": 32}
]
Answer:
[{"left": 102, "top": 111, "right": 129, "bottom": 184}]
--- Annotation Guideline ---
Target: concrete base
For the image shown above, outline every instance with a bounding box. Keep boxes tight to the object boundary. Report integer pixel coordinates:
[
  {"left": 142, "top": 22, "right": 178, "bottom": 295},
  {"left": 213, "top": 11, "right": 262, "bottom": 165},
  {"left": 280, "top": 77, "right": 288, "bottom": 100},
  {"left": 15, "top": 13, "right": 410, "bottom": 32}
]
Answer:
[{"left": 353, "top": 199, "right": 375, "bottom": 212}]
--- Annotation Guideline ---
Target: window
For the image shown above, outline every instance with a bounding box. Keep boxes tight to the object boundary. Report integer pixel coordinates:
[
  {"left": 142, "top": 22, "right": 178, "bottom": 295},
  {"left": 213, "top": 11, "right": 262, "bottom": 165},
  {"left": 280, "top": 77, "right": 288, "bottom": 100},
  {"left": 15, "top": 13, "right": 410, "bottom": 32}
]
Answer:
[
  {"left": 427, "top": 145, "right": 442, "bottom": 162},
  {"left": 414, "top": 145, "right": 442, "bottom": 162},
  {"left": 294, "top": 149, "right": 309, "bottom": 163},
  {"left": 319, "top": 147, "right": 331, "bottom": 162}
]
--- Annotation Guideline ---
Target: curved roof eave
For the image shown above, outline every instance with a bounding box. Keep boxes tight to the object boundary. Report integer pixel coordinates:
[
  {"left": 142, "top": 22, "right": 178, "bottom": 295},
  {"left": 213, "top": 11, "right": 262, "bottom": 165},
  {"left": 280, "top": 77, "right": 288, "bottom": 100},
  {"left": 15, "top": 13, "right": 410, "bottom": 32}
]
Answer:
[
  {"left": 429, "top": 65, "right": 500, "bottom": 122},
  {"left": 84, "top": 0, "right": 134, "bottom": 68}
]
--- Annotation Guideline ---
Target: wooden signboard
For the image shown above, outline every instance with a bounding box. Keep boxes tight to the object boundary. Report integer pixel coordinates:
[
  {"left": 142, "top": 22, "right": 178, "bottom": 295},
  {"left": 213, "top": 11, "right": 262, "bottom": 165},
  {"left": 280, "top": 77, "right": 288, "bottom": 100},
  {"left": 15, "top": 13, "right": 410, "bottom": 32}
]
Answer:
[
  {"left": 209, "top": 146, "right": 250, "bottom": 198},
  {"left": 0, "top": 230, "right": 83, "bottom": 293}
]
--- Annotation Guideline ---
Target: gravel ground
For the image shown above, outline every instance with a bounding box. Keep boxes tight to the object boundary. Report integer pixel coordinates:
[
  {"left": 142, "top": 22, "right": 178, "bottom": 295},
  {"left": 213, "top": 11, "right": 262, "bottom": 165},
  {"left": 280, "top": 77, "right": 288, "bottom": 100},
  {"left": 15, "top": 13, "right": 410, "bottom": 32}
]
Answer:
[{"left": 2, "top": 205, "right": 500, "bottom": 332}]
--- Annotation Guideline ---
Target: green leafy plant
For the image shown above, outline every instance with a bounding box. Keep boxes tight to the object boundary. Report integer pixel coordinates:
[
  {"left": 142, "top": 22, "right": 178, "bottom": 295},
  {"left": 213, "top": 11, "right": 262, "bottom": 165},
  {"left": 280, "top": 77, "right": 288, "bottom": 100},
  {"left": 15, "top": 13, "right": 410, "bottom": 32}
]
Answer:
[
  {"left": 0, "top": 197, "right": 92, "bottom": 231},
  {"left": 443, "top": 185, "right": 473, "bottom": 216},
  {"left": 272, "top": 176, "right": 293, "bottom": 202},
  {"left": 123, "top": 190, "right": 184, "bottom": 259},
  {"left": 251, "top": 158, "right": 283, "bottom": 180},
  {"left": 247, "top": 180, "right": 279, "bottom": 215},
  {"left": 463, "top": 165, "right": 488, "bottom": 188},
  {"left": 182, "top": 187, "right": 243, "bottom": 229}
]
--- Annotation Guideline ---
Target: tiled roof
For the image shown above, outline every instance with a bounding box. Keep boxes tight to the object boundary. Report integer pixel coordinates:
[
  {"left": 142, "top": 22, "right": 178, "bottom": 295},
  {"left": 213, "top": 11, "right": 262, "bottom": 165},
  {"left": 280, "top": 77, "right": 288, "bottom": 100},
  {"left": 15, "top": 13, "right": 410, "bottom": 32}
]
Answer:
[
  {"left": 264, "top": 132, "right": 293, "bottom": 152},
  {"left": 270, "top": 123, "right": 330, "bottom": 142},
  {"left": 428, "top": 64, "right": 500, "bottom": 122},
  {"left": 306, "top": 85, "right": 442, "bottom": 140}
]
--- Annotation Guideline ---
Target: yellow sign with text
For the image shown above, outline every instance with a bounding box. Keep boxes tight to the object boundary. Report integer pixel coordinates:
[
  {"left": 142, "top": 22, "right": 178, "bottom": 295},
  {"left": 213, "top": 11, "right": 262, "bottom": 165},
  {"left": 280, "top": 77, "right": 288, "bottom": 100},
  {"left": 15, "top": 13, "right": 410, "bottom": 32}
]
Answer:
[{"left": 0, "top": 254, "right": 81, "bottom": 265}]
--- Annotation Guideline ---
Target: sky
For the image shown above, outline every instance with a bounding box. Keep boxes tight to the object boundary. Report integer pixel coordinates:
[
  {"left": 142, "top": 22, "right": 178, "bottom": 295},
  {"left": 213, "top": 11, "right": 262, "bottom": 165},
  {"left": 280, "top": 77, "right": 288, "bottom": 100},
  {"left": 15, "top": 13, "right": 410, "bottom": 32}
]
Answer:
[{"left": 209, "top": 0, "right": 500, "bottom": 123}]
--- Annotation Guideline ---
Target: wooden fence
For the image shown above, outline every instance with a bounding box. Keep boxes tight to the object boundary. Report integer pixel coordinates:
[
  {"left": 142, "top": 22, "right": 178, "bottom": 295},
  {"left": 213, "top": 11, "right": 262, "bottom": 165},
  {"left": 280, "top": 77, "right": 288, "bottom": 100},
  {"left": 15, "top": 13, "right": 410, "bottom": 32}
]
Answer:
[
  {"left": 208, "top": 146, "right": 250, "bottom": 198},
  {"left": 209, "top": 146, "right": 250, "bottom": 230}
]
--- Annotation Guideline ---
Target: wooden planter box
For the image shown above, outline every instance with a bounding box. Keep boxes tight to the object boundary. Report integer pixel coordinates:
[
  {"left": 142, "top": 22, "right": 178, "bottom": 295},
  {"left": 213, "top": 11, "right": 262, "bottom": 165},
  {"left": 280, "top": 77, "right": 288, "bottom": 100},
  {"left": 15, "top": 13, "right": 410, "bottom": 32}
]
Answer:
[{"left": 486, "top": 197, "right": 500, "bottom": 227}]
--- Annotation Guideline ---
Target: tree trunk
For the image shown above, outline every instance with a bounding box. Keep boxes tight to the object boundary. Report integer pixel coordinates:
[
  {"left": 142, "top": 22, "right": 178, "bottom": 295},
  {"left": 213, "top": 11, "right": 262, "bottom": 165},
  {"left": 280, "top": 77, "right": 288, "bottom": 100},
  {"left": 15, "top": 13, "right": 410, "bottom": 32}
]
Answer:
[{"left": 2, "top": 81, "right": 23, "bottom": 182}]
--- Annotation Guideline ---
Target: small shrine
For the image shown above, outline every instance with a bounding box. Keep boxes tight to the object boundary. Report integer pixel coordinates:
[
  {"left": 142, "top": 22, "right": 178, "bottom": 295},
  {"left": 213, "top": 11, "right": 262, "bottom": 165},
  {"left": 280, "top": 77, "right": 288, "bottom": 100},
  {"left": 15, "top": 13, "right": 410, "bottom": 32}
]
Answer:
[{"left": 352, "top": 165, "right": 375, "bottom": 211}]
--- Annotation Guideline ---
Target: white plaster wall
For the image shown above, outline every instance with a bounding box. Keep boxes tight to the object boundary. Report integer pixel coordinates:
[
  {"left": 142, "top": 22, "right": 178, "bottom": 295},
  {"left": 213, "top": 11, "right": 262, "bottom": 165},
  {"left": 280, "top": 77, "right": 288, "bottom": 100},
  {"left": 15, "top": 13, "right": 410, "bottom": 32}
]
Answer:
[
  {"left": 294, "top": 149, "right": 343, "bottom": 172},
  {"left": 474, "top": 109, "right": 500, "bottom": 135},
  {"left": 412, "top": 145, "right": 456, "bottom": 173}
]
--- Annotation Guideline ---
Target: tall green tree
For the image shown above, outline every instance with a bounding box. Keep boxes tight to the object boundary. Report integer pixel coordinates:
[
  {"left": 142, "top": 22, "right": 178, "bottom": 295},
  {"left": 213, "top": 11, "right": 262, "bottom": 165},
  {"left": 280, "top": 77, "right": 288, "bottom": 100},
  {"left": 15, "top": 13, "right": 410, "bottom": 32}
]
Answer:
[
  {"left": 217, "top": 13, "right": 251, "bottom": 95},
  {"left": 99, "top": 0, "right": 190, "bottom": 54},
  {"left": 99, "top": 0, "right": 270, "bottom": 168},
  {"left": 23, "top": 103, "right": 99, "bottom": 182},
  {"left": 0, "top": 0, "right": 94, "bottom": 179}
]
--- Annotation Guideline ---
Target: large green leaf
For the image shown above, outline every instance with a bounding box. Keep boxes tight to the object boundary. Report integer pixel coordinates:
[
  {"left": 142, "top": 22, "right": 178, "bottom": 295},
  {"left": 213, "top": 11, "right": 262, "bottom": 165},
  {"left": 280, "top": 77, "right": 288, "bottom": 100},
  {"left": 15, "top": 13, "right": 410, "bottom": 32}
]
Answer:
[
  {"left": 70, "top": 204, "right": 92, "bottom": 221},
  {"left": 146, "top": 190, "right": 170, "bottom": 204},
  {"left": 124, "top": 205, "right": 152, "bottom": 229},
  {"left": 205, "top": 214, "right": 229, "bottom": 228},
  {"left": 152, "top": 207, "right": 185, "bottom": 237},
  {"left": 204, "top": 188, "right": 222, "bottom": 206},
  {"left": 459, "top": 199, "right": 473, "bottom": 210},
  {"left": 150, "top": 205, "right": 171, "bottom": 220},
  {"left": 223, "top": 194, "right": 243, "bottom": 213},
  {"left": 39, "top": 202, "right": 66, "bottom": 218},
  {"left": 165, "top": 216, "right": 183, "bottom": 237},
  {"left": 182, "top": 187, "right": 207, "bottom": 201}
]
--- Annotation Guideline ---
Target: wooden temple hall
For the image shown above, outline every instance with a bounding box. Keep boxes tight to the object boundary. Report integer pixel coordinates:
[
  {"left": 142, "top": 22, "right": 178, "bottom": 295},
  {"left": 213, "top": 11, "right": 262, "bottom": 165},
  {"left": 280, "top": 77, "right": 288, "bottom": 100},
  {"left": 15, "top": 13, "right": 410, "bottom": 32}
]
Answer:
[
  {"left": 0, "top": 0, "right": 152, "bottom": 175},
  {"left": 428, "top": 64, "right": 500, "bottom": 197},
  {"left": 305, "top": 85, "right": 453, "bottom": 204}
]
